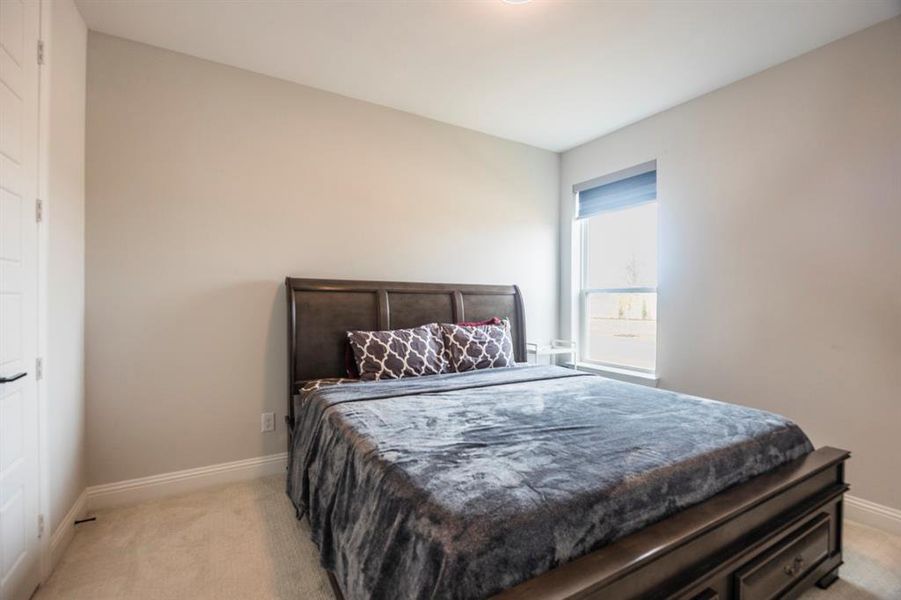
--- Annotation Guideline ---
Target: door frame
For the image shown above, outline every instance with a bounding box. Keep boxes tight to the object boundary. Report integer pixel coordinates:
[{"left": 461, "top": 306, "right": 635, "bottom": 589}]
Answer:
[{"left": 35, "top": 0, "right": 51, "bottom": 581}]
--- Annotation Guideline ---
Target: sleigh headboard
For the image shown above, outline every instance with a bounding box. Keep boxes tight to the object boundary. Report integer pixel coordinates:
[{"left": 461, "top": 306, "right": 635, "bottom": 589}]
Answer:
[{"left": 284, "top": 277, "right": 526, "bottom": 429}]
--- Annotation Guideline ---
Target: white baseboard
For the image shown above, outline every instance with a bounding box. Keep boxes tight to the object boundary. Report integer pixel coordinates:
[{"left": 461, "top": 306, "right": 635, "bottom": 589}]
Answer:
[
  {"left": 845, "top": 494, "right": 901, "bottom": 537},
  {"left": 77, "top": 457, "right": 901, "bottom": 540},
  {"left": 47, "top": 488, "right": 88, "bottom": 577},
  {"left": 86, "top": 452, "right": 288, "bottom": 511}
]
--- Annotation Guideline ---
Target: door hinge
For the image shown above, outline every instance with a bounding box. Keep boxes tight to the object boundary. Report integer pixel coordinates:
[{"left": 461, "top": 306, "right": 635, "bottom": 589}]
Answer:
[
  {"left": 35, "top": 357, "right": 43, "bottom": 381},
  {"left": 35, "top": 198, "right": 43, "bottom": 223},
  {"left": 38, "top": 514, "right": 45, "bottom": 538},
  {"left": 37, "top": 40, "right": 44, "bottom": 65}
]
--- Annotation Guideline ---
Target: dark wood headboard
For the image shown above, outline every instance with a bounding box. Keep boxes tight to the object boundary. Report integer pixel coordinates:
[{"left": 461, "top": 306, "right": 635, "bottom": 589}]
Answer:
[{"left": 284, "top": 277, "right": 526, "bottom": 429}]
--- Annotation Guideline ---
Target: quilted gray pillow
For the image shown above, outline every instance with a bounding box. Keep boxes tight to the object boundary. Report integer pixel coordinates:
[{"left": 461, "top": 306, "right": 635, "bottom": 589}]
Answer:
[
  {"left": 440, "top": 319, "right": 515, "bottom": 372},
  {"left": 347, "top": 324, "right": 447, "bottom": 381}
]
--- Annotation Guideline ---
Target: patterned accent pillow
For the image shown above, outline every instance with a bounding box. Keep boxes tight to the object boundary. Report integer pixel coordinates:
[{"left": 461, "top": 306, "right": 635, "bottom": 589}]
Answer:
[
  {"left": 440, "top": 319, "right": 515, "bottom": 372},
  {"left": 347, "top": 324, "right": 447, "bottom": 381},
  {"left": 297, "top": 377, "right": 356, "bottom": 409},
  {"left": 299, "top": 377, "right": 356, "bottom": 395},
  {"left": 344, "top": 342, "right": 360, "bottom": 379}
]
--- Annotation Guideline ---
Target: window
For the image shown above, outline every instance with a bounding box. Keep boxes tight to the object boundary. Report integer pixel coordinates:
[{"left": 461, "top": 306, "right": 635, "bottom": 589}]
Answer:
[{"left": 575, "top": 162, "right": 657, "bottom": 373}]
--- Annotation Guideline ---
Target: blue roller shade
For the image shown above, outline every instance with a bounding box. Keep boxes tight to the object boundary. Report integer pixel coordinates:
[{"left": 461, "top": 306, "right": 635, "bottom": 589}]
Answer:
[{"left": 577, "top": 169, "right": 656, "bottom": 219}]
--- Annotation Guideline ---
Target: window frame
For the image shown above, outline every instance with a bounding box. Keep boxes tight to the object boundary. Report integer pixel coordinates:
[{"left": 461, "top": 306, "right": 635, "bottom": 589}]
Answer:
[{"left": 574, "top": 165, "right": 658, "bottom": 376}]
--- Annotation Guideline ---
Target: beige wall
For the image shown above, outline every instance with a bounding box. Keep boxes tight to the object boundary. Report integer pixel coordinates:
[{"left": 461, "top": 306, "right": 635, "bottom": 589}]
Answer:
[
  {"left": 45, "top": 0, "right": 87, "bottom": 534},
  {"left": 85, "top": 33, "right": 559, "bottom": 485},
  {"left": 561, "top": 18, "right": 901, "bottom": 510}
]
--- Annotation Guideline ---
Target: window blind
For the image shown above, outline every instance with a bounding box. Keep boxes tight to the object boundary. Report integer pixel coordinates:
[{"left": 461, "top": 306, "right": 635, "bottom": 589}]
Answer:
[{"left": 576, "top": 168, "right": 657, "bottom": 219}]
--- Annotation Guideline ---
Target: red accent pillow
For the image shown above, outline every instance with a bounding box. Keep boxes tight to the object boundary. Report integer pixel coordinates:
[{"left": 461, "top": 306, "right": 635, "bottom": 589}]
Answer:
[{"left": 457, "top": 316, "right": 502, "bottom": 327}]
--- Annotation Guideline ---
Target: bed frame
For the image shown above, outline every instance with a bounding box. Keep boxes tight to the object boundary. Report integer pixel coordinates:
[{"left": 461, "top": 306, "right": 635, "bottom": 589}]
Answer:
[{"left": 285, "top": 277, "right": 849, "bottom": 600}]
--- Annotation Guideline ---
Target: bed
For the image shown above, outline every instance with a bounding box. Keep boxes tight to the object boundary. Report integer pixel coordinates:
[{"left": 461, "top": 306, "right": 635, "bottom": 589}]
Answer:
[{"left": 285, "top": 277, "right": 849, "bottom": 600}]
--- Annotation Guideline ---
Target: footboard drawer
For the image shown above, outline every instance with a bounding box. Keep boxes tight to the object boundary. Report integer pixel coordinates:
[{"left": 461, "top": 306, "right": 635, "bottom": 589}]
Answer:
[{"left": 735, "top": 513, "right": 831, "bottom": 600}]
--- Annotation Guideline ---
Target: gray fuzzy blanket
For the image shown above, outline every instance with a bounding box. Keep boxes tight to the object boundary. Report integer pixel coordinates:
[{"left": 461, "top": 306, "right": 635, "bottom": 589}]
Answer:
[{"left": 286, "top": 365, "right": 812, "bottom": 600}]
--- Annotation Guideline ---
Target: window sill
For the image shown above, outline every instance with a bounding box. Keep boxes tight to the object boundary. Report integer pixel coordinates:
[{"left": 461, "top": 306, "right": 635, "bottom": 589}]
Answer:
[{"left": 564, "top": 362, "right": 659, "bottom": 387}]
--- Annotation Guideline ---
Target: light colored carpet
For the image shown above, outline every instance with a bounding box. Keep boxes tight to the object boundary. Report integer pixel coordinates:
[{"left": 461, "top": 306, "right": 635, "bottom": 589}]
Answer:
[
  {"left": 36, "top": 475, "right": 901, "bottom": 599},
  {"left": 36, "top": 476, "right": 333, "bottom": 600}
]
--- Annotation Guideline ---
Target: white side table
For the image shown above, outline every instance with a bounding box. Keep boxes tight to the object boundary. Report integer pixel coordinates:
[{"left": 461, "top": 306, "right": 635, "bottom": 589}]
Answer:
[{"left": 526, "top": 340, "right": 577, "bottom": 366}]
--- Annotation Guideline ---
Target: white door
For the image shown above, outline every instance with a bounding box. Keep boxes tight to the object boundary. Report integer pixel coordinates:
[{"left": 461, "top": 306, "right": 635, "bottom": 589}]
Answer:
[{"left": 0, "top": 0, "right": 41, "bottom": 599}]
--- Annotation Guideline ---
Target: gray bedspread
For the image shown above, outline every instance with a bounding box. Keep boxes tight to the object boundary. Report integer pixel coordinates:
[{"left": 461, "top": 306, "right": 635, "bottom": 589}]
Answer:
[{"left": 286, "top": 365, "right": 812, "bottom": 600}]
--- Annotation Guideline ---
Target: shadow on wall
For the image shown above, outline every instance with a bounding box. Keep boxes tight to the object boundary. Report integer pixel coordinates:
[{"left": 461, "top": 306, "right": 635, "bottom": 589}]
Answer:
[
  {"left": 88, "top": 279, "right": 290, "bottom": 483},
  {"left": 264, "top": 281, "right": 288, "bottom": 456},
  {"left": 143, "top": 279, "right": 289, "bottom": 462}
]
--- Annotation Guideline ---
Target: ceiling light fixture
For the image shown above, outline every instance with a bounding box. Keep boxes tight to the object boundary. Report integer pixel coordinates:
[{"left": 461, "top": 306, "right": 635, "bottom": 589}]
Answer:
[{"left": 502, "top": 0, "right": 531, "bottom": 4}]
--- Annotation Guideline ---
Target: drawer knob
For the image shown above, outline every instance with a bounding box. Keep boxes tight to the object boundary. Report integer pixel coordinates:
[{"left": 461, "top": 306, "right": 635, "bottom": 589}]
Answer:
[{"left": 783, "top": 555, "right": 805, "bottom": 576}]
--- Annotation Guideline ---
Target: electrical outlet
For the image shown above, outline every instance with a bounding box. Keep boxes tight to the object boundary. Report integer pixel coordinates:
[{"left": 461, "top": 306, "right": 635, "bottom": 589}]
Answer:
[{"left": 261, "top": 412, "right": 275, "bottom": 433}]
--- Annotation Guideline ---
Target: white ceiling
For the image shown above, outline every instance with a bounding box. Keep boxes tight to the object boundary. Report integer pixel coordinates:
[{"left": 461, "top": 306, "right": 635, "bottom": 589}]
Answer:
[{"left": 75, "top": 0, "right": 900, "bottom": 152}]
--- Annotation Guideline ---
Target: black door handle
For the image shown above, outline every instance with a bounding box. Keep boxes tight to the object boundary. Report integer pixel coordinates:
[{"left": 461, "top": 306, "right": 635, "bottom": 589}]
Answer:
[{"left": 0, "top": 372, "right": 27, "bottom": 383}]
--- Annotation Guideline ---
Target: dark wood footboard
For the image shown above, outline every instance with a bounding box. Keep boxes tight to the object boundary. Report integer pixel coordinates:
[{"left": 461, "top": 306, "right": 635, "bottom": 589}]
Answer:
[
  {"left": 496, "top": 446, "right": 849, "bottom": 600},
  {"left": 324, "top": 447, "right": 848, "bottom": 600}
]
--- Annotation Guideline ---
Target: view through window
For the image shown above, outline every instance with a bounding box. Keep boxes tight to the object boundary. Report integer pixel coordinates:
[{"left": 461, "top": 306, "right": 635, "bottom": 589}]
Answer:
[{"left": 579, "top": 169, "right": 657, "bottom": 372}]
